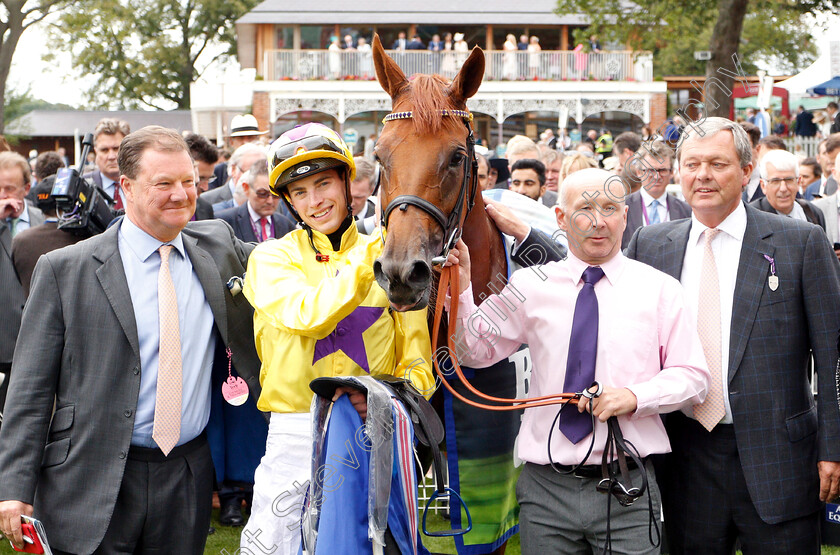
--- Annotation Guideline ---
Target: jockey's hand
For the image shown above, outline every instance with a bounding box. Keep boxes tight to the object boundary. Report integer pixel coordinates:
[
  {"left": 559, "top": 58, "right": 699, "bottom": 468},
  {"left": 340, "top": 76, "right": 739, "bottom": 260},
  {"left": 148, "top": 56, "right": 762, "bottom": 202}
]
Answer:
[
  {"left": 577, "top": 386, "right": 637, "bottom": 422},
  {"left": 819, "top": 461, "right": 840, "bottom": 502},
  {"left": 442, "top": 239, "right": 470, "bottom": 294},
  {"left": 485, "top": 199, "right": 530, "bottom": 242},
  {"left": 0, "top": 500, "right": 33, "bottom": 550},
  {"left": 333, "top": 386, "right": 368, "bottom": 421}
]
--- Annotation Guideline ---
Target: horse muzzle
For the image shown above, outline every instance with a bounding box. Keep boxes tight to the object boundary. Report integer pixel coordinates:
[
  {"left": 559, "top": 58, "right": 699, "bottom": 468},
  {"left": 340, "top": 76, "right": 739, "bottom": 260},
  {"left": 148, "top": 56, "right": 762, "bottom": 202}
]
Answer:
[{"left": 373, "top": 256, "right": 433, "bottom": 311}]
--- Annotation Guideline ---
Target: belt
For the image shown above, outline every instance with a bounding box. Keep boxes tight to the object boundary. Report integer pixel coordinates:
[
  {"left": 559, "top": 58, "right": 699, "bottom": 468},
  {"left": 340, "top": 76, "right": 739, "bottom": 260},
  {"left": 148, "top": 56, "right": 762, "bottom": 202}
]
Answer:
[
  {"left": 129, "top": 432, "right": 206, "bottom": 462},
  {"left": 551, "top": 457, "right": 641, "bottom": 479}
]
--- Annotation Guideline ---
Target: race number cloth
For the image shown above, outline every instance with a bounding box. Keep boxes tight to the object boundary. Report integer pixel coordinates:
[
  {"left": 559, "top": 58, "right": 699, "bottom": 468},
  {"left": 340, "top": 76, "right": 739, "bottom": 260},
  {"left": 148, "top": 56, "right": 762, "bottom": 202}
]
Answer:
[
  {"left": 304, "top": 390, "right": 429, "bottom": 555},
  {"left": 440, "top": 347, "right": 531, "bottom": 554}
]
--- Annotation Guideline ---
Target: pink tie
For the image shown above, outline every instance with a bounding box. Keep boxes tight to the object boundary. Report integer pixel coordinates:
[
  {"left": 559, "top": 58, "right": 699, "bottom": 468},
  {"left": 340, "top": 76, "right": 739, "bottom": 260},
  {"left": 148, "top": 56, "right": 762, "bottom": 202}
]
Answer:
[
  {"left": 152, "top": 245, "right": 182, "bottom": 455},
  {"left": 694, "top": 228, "right": 725, "bottom": 431},
  {"left": 260, "top": 217, "right": 269, "bottom": 242}
]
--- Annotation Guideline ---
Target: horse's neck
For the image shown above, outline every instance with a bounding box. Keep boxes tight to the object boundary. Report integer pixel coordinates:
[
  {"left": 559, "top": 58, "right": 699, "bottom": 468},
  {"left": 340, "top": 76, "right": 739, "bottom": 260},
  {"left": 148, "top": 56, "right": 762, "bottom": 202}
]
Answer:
[{"left": 461, "top": 193, "right": 508, "bottom": 304}]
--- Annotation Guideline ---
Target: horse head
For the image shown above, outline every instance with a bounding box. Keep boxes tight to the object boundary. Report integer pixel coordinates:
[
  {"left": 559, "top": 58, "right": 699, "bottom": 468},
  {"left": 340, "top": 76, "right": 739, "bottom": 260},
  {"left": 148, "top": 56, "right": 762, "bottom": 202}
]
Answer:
[{"left": 371, "top": 35, "right": 485, "bottom": 311}]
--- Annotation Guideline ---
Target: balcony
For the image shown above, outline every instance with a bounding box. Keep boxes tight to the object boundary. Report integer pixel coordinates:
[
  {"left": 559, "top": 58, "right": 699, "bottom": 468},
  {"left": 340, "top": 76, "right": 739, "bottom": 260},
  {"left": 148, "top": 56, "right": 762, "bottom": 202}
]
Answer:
[{"left": 262, "top": 49, "right": 653, "bottom": 83}]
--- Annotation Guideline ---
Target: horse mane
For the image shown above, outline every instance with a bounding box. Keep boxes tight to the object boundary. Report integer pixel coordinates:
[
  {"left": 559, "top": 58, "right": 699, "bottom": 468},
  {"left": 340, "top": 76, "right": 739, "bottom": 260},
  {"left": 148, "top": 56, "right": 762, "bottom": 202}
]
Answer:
[{"left": 403, "top": 74, "right": 465, "bottom": 136}]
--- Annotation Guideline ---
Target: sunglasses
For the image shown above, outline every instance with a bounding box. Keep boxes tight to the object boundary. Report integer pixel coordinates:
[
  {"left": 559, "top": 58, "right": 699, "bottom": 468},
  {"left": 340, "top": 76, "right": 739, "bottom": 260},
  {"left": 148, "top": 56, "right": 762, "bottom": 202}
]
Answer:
[{"left": 254, "top": 189, "right": 274, "bottom": 199}]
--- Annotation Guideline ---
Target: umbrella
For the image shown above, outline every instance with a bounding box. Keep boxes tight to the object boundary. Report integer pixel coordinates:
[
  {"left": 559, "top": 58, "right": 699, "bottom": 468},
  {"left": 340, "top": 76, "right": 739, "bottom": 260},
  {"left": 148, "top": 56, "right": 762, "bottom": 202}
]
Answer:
[{"left": 807, "top": 75, "right": 840, "bottom": 96}]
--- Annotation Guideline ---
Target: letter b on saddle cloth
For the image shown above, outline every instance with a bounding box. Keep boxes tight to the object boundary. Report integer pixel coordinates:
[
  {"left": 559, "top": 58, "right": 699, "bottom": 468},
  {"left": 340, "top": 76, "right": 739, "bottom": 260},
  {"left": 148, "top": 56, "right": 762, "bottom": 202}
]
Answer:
[{"left": 303, "top": 375, "right": 455, "bottom": 555}]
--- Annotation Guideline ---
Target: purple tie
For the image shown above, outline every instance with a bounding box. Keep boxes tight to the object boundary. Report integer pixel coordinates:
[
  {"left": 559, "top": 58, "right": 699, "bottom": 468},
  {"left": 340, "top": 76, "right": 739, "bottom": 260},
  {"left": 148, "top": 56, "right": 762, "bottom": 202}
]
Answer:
[{"left": 559, "top": 266, "right": 605, "bottom": 444}]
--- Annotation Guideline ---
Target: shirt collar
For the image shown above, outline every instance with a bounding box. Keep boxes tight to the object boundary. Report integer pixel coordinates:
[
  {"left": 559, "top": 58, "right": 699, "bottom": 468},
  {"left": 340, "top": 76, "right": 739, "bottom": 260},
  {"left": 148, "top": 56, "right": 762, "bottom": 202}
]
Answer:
[
  {"left": 688, "top": 200, "right": 747, "bottom": 247},
  {"left": 102, "top": 175, "right": 117, "bottom": 189},
  {"left": 565, "top": 249, "right": 625, "bottom": 288},
  {"left": 246, "top": 202, "right": 264, "bottom": 223},
  {"left": 17, "top": 202, "right": 30, "bottom": 223},
  {"left": 119, "top": 215, "right": 185, "bottom": 262},
  {"left": 639, "top": 187, "right": 667, "bottom": 205}
]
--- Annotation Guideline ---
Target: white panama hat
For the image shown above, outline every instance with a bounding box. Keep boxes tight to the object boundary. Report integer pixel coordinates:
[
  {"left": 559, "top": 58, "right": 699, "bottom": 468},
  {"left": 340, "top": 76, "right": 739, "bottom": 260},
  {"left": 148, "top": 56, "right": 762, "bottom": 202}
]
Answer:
[{"left": 229, "top": 114, "right": 268, "bottom": 137}]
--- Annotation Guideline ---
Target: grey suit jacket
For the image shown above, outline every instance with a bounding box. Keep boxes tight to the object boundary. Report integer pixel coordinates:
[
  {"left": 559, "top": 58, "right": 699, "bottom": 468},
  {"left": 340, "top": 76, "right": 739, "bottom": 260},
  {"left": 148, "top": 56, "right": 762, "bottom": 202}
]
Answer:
[
  {"left": 625, "top": 203, "right": 840, "bottom": 524},
  {"left": 201, "top": 180, "right": 234, "bottom": 205},
  {"left": 813, "top": 193, "right": 839, "bottom": 244},
  {"left": 750, "top": 196, "right": 826, "bottom": 230},
  {"left": 620, "top": 191, "right": 691, "bottom": 249},
  {"left": 1, "top": 203, "right": 45, "bottom": 364},
  {"left": 0, "top": 219, "right": 260, "bottom": 554}
]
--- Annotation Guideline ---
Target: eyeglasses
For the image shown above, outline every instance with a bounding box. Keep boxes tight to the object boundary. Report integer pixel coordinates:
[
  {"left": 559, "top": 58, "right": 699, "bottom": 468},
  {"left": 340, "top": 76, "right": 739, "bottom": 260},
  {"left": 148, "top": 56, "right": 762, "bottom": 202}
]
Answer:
[
  {"left": 644, "top": 168, "right": 672, "bottom": 176},
  {"left": 764, "top": 177, "right": 797, "bottom": 186},
  {"left": 254, "top": 189, "right": 274, "bottom": 199},
  {"left": 199, "top": 175, "right": 217, "bottom": 186}
]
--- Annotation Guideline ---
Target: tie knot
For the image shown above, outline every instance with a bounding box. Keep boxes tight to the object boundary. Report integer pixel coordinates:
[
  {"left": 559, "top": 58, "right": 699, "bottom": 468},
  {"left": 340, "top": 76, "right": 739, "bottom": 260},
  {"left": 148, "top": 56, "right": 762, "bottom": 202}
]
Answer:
[
  {"left": 159, "top": 244, "right": 173, "bottom": 264},
  {"left": 582, "top": 266, "right": 605, "bottom": 285},
  {"left": 704, "top": 228, "right": 721, "bottom": 242},
  {"left": 650, "top": 199, "right": 660, "bottom": 208}
]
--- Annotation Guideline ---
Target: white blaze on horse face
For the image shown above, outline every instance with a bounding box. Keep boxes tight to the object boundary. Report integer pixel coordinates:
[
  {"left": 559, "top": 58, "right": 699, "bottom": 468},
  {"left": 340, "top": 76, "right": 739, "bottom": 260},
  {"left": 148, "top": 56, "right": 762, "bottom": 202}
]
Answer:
[
  {"left": 556, "top": 168, "right": 627, "bottom": 266},
  {"left": 287, "top": 169, "right": 349, "bottom": 234}
]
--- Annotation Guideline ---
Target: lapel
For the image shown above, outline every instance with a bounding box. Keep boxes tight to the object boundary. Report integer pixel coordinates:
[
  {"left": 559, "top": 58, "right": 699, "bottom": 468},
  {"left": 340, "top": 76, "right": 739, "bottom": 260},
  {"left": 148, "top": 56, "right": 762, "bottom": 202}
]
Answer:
[
  {"left": 182, "top": 233, "right": 228, "bottom": 345},
  {"left": 659, "top": 219, "right": 691, "bottom": 280},
  {"left": 0, "top": 223, "right": 11, "bottom": 259},
  {"left": 235, "top": 205, "right": 258, "bottom": 243},
  {"left": 93, "top": 225, "right": 140, "bottom": 359},
  {"left": 626, "top": 193, "right": 643, "bottom": 230},
  {"left": 728, "top": 205, "right": 774, "bottom": 381}
]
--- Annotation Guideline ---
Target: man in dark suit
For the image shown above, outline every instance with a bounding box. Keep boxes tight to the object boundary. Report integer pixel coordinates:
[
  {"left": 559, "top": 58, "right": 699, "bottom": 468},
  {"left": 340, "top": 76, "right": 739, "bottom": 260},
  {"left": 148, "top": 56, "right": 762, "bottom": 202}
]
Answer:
[
  {"left": 794, "top": 105, "right": 818, "bottom": 137},
  {"left": 829, "top": 102, "right": 840, "bottom": 134},
  {"left": 84, "top": 118, "right": 131, "bottom": 209},
  {"left": 391, "top": 31, "right": 407, "bottom": 50},
  {"left": 0, "top": 126, "right": 261, "bottom": 554},
  {"left": 750, "top": 149, "right": 825, "bottom": 229},
  {"left": 202, "top": 143, "right": 265, "bottom": 215},
  {"left": 626, "top": 117, "right": 840, "bottom": 554},
  {"left": 0, "top": 151, "right": 45, "bottom": 415},
  {"left": 621, "top": 140, "right": 691, "bottom": 249},
  {"left": 805, "top": 136, "right": 840, "bottom": 199},
  {"left": 406, "top": 34, "right": 425, "bottom": 50},
  {"left": 740, "top": 121, "right": 765, "bottom": 203}
]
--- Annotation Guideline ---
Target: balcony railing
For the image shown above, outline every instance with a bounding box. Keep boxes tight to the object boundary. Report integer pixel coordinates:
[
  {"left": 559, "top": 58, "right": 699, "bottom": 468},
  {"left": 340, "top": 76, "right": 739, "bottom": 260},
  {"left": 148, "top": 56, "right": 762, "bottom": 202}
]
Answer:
[{"left": 263, "top": 49, "right": 653, "bottom": 82}]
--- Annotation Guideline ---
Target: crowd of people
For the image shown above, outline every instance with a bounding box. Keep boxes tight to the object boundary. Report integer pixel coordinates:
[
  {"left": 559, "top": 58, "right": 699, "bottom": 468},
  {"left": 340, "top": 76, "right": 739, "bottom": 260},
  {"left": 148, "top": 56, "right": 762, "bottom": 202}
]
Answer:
[{"left": 0, "top": 104, "right": 839, "bottom": 555}]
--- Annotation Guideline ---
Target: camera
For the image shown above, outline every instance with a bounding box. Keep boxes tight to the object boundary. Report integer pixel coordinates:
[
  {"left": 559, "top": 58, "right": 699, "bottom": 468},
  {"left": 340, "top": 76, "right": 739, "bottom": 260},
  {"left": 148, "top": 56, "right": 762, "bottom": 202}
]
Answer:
[{"left": 51, "top": 133, "right": 115, "bottom": 235}]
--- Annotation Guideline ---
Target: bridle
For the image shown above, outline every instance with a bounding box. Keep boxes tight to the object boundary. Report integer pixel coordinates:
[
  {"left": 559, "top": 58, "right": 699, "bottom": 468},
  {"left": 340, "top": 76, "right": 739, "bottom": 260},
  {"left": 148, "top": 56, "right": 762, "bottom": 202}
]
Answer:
[{"left": 378, "top": 109, "right": 479, "bottom": 265}]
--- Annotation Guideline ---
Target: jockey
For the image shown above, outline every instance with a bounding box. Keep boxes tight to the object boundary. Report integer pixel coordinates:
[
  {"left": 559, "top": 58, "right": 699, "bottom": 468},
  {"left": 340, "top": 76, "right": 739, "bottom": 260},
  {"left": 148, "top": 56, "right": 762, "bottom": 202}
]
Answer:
[{"left": 240, "top": 122, "right": 434, "bottom": 555}]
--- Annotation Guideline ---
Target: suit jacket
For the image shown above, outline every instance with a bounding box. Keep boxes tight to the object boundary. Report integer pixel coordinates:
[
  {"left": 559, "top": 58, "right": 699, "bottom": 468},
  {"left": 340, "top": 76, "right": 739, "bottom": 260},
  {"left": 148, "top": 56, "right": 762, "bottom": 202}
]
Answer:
[
  {"left": 0, "top": 219, "right": 261, "bottom": 553},
  {"left": 216, "top": 202, "right": 296, "bottom": 243},
  {"left": 621, "top": 191, "right": 691, "bottom": 249},
  {"left": 832, "top": 111, "right": 840, "bottom": 134},
  {"left": 813, "top": 193, "right": 840, "bottom": 244},
  {"left": 12, "top": 221, "right": 85, "bottom": 297},
  {"left": 750, "top": 196, "right": 825, "bottom": 230},
  {"left": 1, "top": 203, "right": 45, "bottom": 364},
  {"left": 805, "top": 176, "right": 838, "bottom": 200},
  {"left": 201, "top": 180, "right": 233, "bottom": 205},
  {"left": 194, "top": 196, "right": 214, "bottom": 221},
  {"left": 541, "top": 189, "right": 558, "bottom": 208},
  {"left": 625, "top": 203, "right": 840, "bottom": 524},
  {"left": 795, "top": 110, "right": 817, "bottom": 137}
]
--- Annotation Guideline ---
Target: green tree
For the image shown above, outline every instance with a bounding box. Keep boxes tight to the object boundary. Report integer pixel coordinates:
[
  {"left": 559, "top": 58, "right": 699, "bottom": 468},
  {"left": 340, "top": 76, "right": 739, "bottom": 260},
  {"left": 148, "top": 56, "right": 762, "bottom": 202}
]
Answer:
[
  {"left": 557, "top": 0, "right": 840, "bottom": 117},
  {"left": 1, "top": 0, "right": 77, "bottom": 132},
  {"left": 48, "top": 0, "right": 259, "bottom": 110}
]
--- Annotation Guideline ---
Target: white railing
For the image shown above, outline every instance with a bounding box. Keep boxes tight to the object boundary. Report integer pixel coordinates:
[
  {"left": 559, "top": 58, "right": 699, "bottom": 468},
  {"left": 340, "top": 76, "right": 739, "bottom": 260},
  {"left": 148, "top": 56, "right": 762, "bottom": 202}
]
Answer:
[
  {"left": 263, "top": 49, "right": 652, "bottom": 83},
  {"left": 783, "top": 136, "right": 821, "bottom": 158}
]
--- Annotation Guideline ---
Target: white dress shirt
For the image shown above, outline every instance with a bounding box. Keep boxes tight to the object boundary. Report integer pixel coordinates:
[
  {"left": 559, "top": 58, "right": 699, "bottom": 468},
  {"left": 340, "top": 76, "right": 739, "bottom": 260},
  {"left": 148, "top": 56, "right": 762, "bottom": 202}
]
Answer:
[
  {"left": 640, "top": 187, "right": 669, "bottom": 224},
  {"left": 680, "top": 202, "right": 747, "bottom": 424},
  {"left": 784, "top": 201, "right": 807, "bottom": 222}
]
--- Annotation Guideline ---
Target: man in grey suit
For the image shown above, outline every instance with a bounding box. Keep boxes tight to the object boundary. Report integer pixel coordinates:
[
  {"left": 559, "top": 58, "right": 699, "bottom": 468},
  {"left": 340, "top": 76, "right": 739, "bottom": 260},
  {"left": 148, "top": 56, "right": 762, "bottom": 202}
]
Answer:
[
  {"left": 626, "top": 117, "right": 840, "bottom": 554},
  {"left": 0, "top": 151, "right": 45, "bottom": 414},
  {"left": 813, "top": 153, "right": 840, "bottom": 260},
  {"left": 0, "top": 126, "right": 261, "bottom": 554},
  {"left": 202, "top": 142, "right": 265, "bottom": 215},
  {"left": 804, "top": 136, "right": 840, "bottom": 199},
  {"left": 621, "top": 140, "right": 691, "bottom": 249}
]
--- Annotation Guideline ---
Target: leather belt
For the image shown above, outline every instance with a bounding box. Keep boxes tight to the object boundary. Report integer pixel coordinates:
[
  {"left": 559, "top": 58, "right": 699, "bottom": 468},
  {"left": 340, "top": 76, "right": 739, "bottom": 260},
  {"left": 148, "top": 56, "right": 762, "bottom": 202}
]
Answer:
[{"left": 551, "top": 458, "right": 641, "bottom": 479}]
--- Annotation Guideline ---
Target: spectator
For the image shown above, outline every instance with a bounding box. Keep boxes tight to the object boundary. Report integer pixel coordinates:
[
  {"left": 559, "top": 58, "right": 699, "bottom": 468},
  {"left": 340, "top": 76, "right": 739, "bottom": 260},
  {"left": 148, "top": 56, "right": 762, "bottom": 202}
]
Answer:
[
  {"left": 342, "top": 34, "right": 355, "bottom": 50},
  {"left": 509, "top": 158, "right": 546, "bottom": 202},
  {"left": 428, "top": 34, "right": 443, "bottom": 52},
  {"left": 812, "top": 152, "right": 840, "bottom": 252},
  {"left": 798, "top": 157, "right": 821, "bottom": 194},
  {"left": 227, "top": 114, "right": 268, "bottom": 151},
  {"left": 559, "top": 152, "right": 597, "bottom": 183},
  {"left": 86, "top": 117, "right": 131, "bottom": 209},
  {"left": 502, "top": 34, "right": 518, "bottom": 80},
  {"left": 391, "top": 31, "right": 407, "bottom": 51},
  {"left": 527, "top": 35, "right": 541, "bottom": 78},
  {"left": 453, "top": 32, "right": 469, "bottom": 65},
  {"left": 202, "top": 143, "right": 265, "bottom": 215},
  {"left": 739, "top": 121, "right": 763, "bottom": 202},
  {"left": 185, "top": 132, "right": 219, "bottom": 194},
  {"left": 612, "top": 131, "right": 642, "bottom": 191},
  {"left": 588, "top": 34, "right": 602, "bottom": 53},
  {"left": 350, "top": 157, "right": 378, "bottom": 233},
  {"left": 441, "top": 33, "right": 456, "bottom": 76},
  {"left": 33, "top": 151, "right": 64, "bottom": 185},
  {"left": 541, "top": 149, "right": 564, "bottom": 193},
  {"left": 407, "top": 34, "right": 425, "bottom": 50},
  {"left": 328, "top": 36, "right": 341, "bottom": 78},
  {"left": 794, "top": 105, "right": 817, "bottom": 137},
  {"left": 476, "top": 154, "right": 493, "bottom": 191},
  {"left": 750, "top": 149, "right": 825, "bottom": 228},
  {"left": 828, "top": 102, "right": 840, "bottom": 134},
  {"left": 804, "top": 135, "right": 840, "bottom": 199}
]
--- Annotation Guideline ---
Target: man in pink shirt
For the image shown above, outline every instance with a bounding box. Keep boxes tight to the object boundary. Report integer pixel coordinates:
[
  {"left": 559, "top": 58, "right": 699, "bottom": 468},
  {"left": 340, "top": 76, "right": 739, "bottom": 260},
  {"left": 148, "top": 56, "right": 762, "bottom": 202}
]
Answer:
[{"left": 445, "top": 168, "right": 710, "bottom": 554}]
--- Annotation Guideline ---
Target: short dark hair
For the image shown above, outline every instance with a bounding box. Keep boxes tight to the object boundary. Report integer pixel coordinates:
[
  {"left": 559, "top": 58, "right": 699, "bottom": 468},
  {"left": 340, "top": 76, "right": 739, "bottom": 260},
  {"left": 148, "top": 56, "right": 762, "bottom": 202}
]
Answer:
[
  {"left": 739, "top": 122, "right": 761, "bottom": 148},
  {"left": 801, "top": 157, "right": 822, "bottom": 179},
  {"left": 118, "top": 126, "right": 189, "bottom": 179},
  {"left": 185, "top": 133, "right": 219, "bottom": 165},
  {"left": 829, "top": 102, "right": 839, "bottom": 111},
  {"left": 613, "top": 132, "right": 642, "bottom": 154},
  {"left": 35, "top": 151, "right": 64, "bottom": 180},
  {"left": 826, "top": 134, "right": 840, "bottom": 156},
  {"left": 510, "top": 158, "right": 546, "bottom": 186},
  {"left": 757, "top": 135, "right": 787, "bottom": 152}
]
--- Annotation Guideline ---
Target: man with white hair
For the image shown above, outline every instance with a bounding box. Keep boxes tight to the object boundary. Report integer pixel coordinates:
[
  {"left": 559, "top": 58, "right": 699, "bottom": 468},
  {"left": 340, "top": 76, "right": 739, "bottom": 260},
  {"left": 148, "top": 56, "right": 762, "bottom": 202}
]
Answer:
[
  {"left": 812, "top": 151, "right": 840, "bottom": 258},
  {"left": 446, "top": 167, "right": 709, "bottom": 555},
  {"left": 750, "top": 149, "right": 825, "bottom": 229},
  {"left": 201, "top": 143, "right": 265, "bottom": 215}
]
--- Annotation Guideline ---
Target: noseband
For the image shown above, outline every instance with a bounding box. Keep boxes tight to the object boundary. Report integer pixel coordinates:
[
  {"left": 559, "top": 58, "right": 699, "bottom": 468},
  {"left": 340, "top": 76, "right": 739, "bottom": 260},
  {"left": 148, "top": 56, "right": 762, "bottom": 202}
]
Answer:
[{"left": 378, "top": 109, "right": 478, "bottom": 265}]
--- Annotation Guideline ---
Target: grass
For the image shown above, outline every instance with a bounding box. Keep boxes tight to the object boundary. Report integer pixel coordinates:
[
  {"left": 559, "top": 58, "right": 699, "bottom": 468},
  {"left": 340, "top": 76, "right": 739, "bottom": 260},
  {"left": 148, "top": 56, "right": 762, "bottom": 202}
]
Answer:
[{"left": 3, "top": 511, "right": 840, "bottom": 554}]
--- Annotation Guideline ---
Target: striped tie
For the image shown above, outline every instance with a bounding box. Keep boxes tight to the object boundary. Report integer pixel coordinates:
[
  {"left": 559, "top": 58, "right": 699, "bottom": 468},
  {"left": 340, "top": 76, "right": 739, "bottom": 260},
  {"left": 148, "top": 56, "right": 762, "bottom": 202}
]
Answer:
[
  {"left": 694, "top": 228, "right": 725, "bottom": 431},
  {"left": 152, "top": 245, "right": 182, "bottom": 455}
]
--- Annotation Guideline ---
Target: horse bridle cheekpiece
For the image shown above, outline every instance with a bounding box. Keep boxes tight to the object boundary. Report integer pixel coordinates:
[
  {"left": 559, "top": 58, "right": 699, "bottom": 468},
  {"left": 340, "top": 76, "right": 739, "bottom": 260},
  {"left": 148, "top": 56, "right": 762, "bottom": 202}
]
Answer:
[{"left": 379, "top": 109, "right": 478, "bottom": 265}]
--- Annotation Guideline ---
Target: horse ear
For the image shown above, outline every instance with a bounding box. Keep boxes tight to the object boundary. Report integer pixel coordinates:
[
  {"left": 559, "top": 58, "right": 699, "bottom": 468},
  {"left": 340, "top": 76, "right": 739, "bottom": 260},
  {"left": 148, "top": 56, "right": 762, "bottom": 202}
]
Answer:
[
  {"left": 372, "top": 34, "right": 408, "bottom": 99},
  {"left": 448, "top": 46, "right": 485, "bottom": 105}
]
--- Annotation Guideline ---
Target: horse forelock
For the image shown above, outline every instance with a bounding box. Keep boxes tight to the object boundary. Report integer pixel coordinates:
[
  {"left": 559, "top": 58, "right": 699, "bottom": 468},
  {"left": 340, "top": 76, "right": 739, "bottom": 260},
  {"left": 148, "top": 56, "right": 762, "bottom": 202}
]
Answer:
[{"left": 399, "top": 74, "right": 465, "bottom": 136}]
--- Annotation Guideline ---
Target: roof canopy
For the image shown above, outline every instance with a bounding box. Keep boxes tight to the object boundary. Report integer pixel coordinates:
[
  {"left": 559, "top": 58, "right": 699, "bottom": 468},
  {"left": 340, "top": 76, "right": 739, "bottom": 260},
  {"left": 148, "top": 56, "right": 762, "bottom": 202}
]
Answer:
[{"left": 5, "top": 110, "right": 193, "bottom": 137}]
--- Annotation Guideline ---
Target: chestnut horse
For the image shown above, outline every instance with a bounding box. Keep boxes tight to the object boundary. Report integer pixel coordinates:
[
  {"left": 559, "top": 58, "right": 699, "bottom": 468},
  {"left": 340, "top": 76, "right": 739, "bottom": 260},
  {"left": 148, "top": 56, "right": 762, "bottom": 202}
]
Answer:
[{"left": 371, "top": 37, "right": 516, "bottom": 555}]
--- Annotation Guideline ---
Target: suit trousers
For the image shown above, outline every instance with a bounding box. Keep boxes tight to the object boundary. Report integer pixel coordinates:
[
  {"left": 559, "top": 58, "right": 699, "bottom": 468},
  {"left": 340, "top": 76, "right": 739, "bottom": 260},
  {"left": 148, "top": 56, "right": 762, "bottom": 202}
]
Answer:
[
  {"left": 516, "top": 461, "right": 661, "bottom": 555},
  {"left": 657, "top": 412, "right": 820, "bottom": 555},
  {"left": 53, "top": 434, "right": 214, "bottom": 555}
]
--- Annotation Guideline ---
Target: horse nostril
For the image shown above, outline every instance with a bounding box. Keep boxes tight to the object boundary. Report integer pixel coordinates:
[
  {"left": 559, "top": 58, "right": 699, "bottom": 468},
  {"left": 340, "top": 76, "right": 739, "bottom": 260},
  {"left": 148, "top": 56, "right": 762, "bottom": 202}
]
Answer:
[
  {"left": 373, "top": 259, "right": 386, "bottom": 284},
  {"left": 405, "top": 260, "right": 432, "bottom": 289}
]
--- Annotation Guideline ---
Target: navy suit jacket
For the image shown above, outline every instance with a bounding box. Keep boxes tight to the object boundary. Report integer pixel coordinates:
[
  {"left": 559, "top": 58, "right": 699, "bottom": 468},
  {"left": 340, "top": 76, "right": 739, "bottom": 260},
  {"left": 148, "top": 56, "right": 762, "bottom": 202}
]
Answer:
[
  {"left": 625, "top": 203, "right": 840, "bottom": 524},
  {"left": 621, "top": 191, "right": 691, "bottom": 249},
  {"left": 216, "top": 202, "right": 296, "bottom": 243},
  {"left": 805, "top": 176, "right": 838, "bottom": 200}
]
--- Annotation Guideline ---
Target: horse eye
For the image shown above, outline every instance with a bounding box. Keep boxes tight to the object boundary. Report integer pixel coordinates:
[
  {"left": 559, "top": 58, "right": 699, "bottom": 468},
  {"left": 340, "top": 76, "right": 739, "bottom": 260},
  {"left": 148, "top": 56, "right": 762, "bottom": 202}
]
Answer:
[{"left": 450, "top": 152, "right": 465, "bottom": 167}]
